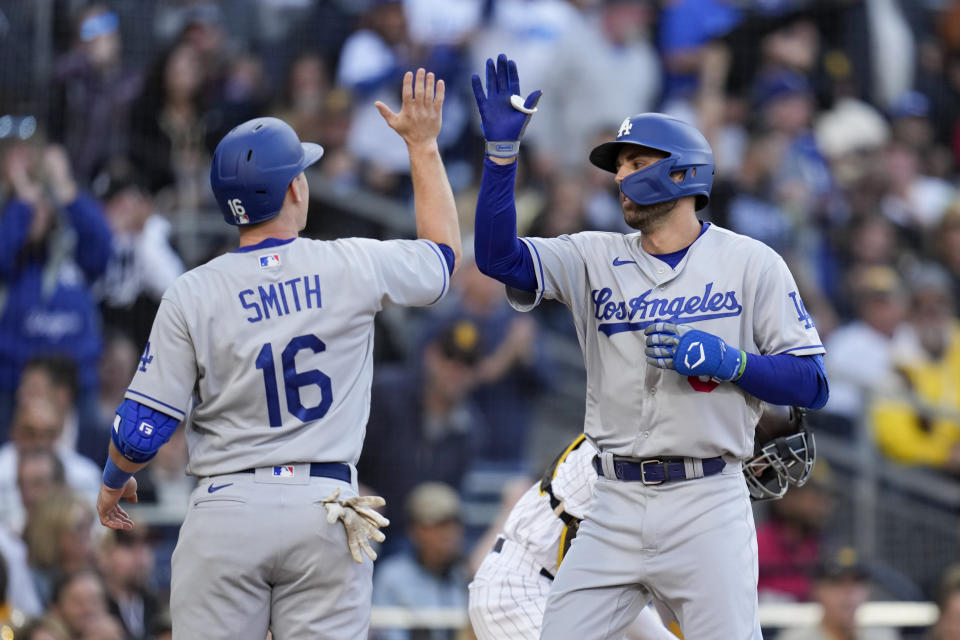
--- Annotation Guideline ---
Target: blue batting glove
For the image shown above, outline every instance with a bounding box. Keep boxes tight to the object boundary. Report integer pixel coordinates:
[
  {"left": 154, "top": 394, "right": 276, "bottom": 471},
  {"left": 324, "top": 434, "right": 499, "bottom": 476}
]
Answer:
[
  {"left": 643, "top": 322, "right": 746, "bottom": 382},
  {"left": 471, "top": 53, "right": 542, "bottom": 158}
]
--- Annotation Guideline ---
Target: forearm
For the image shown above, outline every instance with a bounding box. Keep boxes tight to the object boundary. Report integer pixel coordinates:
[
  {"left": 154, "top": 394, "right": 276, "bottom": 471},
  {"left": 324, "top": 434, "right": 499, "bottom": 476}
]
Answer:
[
  {"left": 408, "top": 140, "right": 461, "bottom": 274},
  {"left": 474, "top": 158, "right": 537, "bottom": 291},
  {"left": 734, "top": 353, "right": 829, "bottom": 409}
]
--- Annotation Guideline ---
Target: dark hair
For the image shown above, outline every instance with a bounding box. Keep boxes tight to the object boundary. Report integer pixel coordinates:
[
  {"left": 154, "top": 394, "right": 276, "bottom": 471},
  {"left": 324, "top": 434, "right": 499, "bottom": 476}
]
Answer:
[
  {"left": 18, "top": 447, "right": 67, "bottom": 485},
  {"left": 22, "top": 355, "right": 79, "bottom": 401},
  {"left": 50, "top": 568, "right": 103, "bottom": 606}
]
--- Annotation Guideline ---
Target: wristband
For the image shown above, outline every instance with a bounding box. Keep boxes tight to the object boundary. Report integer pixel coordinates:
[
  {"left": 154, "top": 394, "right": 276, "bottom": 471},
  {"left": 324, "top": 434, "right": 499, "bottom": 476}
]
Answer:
[
  {"left": 732, "top": 349, "right": 747, "bottom": 382},
  {"left": 102, "top": 457, "right": 133, "bottom": 490},
  {"left": 485, "top": 141, "right": 520, "bottom": 158}
]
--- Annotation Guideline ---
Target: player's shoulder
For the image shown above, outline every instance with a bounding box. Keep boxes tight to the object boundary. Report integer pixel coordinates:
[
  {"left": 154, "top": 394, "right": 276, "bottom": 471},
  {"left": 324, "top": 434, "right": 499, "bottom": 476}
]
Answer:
[{"left": 701, "top": 223, "right": 783, "bottom": 263}]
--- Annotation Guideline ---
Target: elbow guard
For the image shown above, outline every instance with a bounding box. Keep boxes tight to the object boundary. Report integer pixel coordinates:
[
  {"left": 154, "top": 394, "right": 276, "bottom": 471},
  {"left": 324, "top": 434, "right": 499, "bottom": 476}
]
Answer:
[{"left": 112, "top": 398, "right": 180, "bottom": 463}]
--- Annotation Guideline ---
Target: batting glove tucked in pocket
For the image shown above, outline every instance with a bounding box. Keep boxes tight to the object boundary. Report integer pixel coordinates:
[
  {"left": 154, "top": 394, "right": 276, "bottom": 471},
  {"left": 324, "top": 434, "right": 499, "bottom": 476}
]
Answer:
[
  {"left": 322, "top": 488, "right": 390, "bottom": 563},
  {"left": 644, "top": 322, "right": 745, "bottom": 382}
]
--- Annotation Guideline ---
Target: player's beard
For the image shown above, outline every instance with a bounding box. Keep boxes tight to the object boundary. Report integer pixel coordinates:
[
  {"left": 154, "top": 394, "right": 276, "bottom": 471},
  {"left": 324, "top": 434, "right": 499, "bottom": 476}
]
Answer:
[{"left": 621, "top": 195, "right": 678, "bottom": 233}]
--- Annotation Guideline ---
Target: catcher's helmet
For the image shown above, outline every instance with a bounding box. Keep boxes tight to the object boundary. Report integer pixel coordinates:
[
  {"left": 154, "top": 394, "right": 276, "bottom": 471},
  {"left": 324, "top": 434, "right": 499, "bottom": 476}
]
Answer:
[
  {"left": 210, "top": 117, "right": 324, "bottom": 226},
  {"left": 744, "top": 407, "right": 816, "bottom": 501},
  {"left": 589, "top": 113, "right": 714, "bottom": 210}
]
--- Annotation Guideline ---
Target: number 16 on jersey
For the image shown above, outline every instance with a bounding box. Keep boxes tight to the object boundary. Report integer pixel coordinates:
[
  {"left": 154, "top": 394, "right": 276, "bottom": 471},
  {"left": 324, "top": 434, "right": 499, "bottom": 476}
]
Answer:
[{"left": 255, "top": 333, "right": 332, "bottom": 427}]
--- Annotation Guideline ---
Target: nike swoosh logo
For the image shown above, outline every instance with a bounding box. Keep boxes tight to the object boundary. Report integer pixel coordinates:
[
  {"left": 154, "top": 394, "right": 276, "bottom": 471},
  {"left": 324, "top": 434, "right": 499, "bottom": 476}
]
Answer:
[
  {"left": 612, "top": 257, "right": 637, "bottom": 266},
  {"left": 208, "top": 483, "right": 233, "bottom": 493}
]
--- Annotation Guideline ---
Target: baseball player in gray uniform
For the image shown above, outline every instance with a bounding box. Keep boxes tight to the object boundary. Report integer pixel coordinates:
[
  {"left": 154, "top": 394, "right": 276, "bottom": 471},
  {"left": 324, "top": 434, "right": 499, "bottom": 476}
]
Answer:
[
  {"left": 95, "top": 68, "right": 461, "bottom": 639},
  {"left": 470, "top": 54, "right": 829, "bottom": 639},
  {"left": 468, "top": 411, "right": 817, "bottom": 639},
  {"left": 468, "top": 434, "right": 678, "bottom": 640}
]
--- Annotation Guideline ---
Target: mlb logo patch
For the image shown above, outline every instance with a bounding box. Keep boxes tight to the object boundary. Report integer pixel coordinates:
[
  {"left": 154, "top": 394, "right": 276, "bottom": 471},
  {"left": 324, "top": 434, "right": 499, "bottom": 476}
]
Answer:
[
  {"left": 138, "top": 422, "right": 154, "bottom": 436},
  {"left": 259, "top": 254, "right": 281, "bottom": 268},
  {"left": 273, "top": 466, "right": 295, "bottom": 477}
]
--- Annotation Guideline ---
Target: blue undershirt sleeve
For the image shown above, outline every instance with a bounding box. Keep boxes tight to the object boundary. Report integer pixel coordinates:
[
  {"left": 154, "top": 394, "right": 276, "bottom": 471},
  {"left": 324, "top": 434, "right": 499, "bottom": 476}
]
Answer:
[
  {"left": 735, "top": 353, "right": 829, "bottom": 410},
  {"left": 436, "top": 243, "right": 455, "bottom": 275},
  {"left": 474, "top": 158, "right": 537, "bottom": 292}
]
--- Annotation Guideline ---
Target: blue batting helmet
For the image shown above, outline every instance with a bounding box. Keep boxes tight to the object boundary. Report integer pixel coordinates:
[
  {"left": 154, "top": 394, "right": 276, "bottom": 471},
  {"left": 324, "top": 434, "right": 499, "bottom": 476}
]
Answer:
[
  {"left": 210, "top": 117, "right": 324, "bottom": 226},
  {"left": 589, "top": 113, "right": 714, "bottom": 211}
]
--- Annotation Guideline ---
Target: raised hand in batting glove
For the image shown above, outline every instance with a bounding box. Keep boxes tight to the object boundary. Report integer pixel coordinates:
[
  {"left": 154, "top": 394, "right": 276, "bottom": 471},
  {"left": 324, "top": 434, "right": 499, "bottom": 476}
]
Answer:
[
  {"left": 322, "top": 488, "right": 390, "bottom": 563},
  {"left": 644, "top": 322, "right": 746, "bottom": 382},
  {"left": 471, "top": 53, "right": 542, "bottom": 158}
]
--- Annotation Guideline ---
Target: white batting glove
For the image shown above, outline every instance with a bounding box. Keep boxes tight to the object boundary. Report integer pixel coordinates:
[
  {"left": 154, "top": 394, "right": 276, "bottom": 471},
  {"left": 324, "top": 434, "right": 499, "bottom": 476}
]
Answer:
[{"left": 322, "top": 488, "right": 390, "bottom": 563}]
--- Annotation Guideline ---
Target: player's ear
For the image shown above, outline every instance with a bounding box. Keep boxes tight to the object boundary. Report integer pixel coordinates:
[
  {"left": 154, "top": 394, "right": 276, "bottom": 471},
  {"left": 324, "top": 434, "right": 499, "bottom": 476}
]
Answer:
[{"left": 288, "top": 173, "right": 305, "bottom": 204}]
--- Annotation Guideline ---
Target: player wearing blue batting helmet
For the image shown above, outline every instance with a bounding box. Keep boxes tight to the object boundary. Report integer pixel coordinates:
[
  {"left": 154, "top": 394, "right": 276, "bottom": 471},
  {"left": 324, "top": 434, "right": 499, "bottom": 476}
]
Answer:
[
  {"left": 210, "top": 117, "right": 324, "bottom": 225},
  {"left": 589, "top": 113, "right": 714, "bottom": 211}
]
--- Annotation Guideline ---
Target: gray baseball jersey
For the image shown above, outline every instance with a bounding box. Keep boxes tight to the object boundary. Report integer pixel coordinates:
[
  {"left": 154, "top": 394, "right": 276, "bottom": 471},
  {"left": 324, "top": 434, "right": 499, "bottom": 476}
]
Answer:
[
  {"left": 126, "top": 236, "right": 450, "bottom": 477},
  {"left": 507, "top": 224, "right": 823, "bottom": 460}
]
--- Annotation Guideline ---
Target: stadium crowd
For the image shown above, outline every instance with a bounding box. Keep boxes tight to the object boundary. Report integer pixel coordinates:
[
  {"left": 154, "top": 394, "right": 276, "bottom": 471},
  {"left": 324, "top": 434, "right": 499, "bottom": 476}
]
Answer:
[{"left": 2, "top": 0, "right": 960, "bottom": 637}]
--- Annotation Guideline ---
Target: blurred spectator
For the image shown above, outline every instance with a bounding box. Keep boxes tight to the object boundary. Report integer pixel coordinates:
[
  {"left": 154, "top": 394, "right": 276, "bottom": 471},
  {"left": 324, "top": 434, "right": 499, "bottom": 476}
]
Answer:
[
  {"left": 128, "top": 42, "right": 209, "bottom": 209},
  {"left": 0, "top": 398, "right": 100, "bottom": 534},
  {"left": 18, "top": 448, "right": 67, "bottom": 523},
  {"left": 887, "top": 90, "right": 953, "bottom": 179},
  {"left": 272, "top": 52, "right": 332, "bottom": 146},
  {"left": 468, "top": 0, "right": 581, "bottom": 132},
  {"left": 96, "top": 528, "right": 160, "bottom": 640},
  {"left": 12, "top": 617, "right": 68, "bottom": 640},
  {"left": 931, "top": 565, "right": 960, "bottom": 640},
  {"left": 93, "top": 161, "right": 184, "bottom": 349},
  {"left": 724, "top": 131, "right": 793, "bottom": 253},
  {"left": 48, "top": 5, "right": 143, "bottom": 187},
  {"left": 426, "top": 259, "right": 551, "bottom": 469},
  {"left": 932, "top": 202, "right": 960, "bottom": 305},
  {"left": 205, "top": 52, "right": 272, "bottom": 148},
  {"left": 880, "top": 142, "right": 955, "bottom": 233},
  {"left": 657, "top": 0, "right": 741, "bottom": 111},
  {"left": 0, "top": 523, "right": 43, "bottom": 617},
  {"left": 777, "top": 548, "right": 900, "bottom": 640},
  {"left": 15, "top": 356, "right": 81, "bottom": 459},
  {"left": 372, "top": 482, "right": 468, "bottom": 640},
  {"left": 532, "top": 0, "right": 660, "bottom": 172},
  {"left": 871, "top": 264, "right": 960, "bottom": 473},
  {"left": 822, "top": 266, "right": 906, "bottom": 432},
  {"left": 757, "top": 455, "right": 836, "bottom": 603},
  {"left": 526, "top": 172, "right": 589, "bottom": 239},
  {"left": 359, "top": 319, "right": 485, "bottom": 553},
  {"left": 94, "top": 330, "right": 139, "bottom": 447},
  {"left": 46, "top": 569, "right": 117, "bottom": 640},
  {"left": 0, "top": 143, "right": 112, "bottom": 445},
  {"left": 337, "top": 0, "right": 413, "bottom": 187},
  {"left": 23, "top": 489, "right": 97, "bottom": 606},
  {"left": 272, "top": 55, "right": 357, "bottom": 191}
]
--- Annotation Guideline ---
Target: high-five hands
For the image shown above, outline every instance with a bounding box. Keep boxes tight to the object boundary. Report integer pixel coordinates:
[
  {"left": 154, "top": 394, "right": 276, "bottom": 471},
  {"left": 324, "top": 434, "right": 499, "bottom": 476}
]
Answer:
[
  {"left": 376, "top": 68, "right": 444, "bottom": 147},
  {"left": 644, "top": 322, "right": 746, "bottom": 382},
  {"left": 471, "top": 53, "right": 542, "bottom": 158}
]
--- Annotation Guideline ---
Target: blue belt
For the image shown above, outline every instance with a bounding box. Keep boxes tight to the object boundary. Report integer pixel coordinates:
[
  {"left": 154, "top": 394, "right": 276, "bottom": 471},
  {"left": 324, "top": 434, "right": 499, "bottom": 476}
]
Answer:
[
  {"left": 240, "top": 463, "right": 351, "bottom": 483},
  {"left": 593, "top": 455, "right": 725, "bottom": 485}
]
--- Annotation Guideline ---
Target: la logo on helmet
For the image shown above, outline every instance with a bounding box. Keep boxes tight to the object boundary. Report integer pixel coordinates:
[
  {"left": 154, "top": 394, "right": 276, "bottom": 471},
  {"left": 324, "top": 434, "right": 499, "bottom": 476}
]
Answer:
[{"left": 617, "top": 118, "right": 632, "bottom": 138}]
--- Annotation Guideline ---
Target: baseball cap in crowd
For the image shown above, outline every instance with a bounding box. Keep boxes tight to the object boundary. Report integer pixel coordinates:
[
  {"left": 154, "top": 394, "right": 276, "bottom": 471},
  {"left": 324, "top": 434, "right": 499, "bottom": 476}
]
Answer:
[
  {"left": 80, "top": 10, "right": 118, "bottom": 42},
  {"left": 753, "top": 69, "right": 812, "bottom": 108},
  {"left": 889, "top": 90, "right": 931, "bottom": 119},
  {"left": 436, "top": 320, "right": 482, "bottom": 366},
  {"left": 849, "top": 265, "right": 903, "bottom": 300},
  {"left": 405, "top": 482, "right": 462, "bottom": 526},
  {"left": 814, "top": 547, "right": 870, "bottom": 582}
]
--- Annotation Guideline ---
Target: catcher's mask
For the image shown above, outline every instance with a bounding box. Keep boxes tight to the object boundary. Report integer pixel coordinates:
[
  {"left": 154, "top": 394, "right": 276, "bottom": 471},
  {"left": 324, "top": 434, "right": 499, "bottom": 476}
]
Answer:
[{"left": 744, "top": 408, "right": 816, "bottom": 501}]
